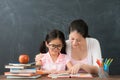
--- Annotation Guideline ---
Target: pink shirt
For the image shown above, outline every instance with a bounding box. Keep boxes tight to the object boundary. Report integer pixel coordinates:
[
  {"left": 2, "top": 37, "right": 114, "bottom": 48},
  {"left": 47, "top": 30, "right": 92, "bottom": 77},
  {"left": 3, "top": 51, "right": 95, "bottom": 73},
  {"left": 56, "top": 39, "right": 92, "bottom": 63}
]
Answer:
[
  {"left": 70, "top": 54, "right": 89, "bottom": 73},
  {"left": 40, "top": 52, "right": 70, "bottom": 71},
  {"left": 70, "top": 55, "right": 89, "bottom": 66}
]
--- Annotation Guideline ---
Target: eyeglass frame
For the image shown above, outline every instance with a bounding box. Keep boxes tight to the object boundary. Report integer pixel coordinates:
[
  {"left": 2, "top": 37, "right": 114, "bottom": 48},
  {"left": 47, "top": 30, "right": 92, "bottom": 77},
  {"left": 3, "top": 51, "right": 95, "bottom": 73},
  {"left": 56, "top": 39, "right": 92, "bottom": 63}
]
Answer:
[{"left": 48, "top": 44, "right": 63, "bottom": 50}]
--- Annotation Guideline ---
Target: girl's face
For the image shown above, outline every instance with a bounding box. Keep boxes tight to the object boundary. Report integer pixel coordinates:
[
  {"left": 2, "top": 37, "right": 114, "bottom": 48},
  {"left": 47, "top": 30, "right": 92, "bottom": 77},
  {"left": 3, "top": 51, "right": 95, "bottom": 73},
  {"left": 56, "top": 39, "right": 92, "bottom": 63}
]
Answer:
[
  {"left": 46, "top": 38, "right": 63, "bottom": 55},
  {"left": 69, "top": 31, "right": 85, "bottom": 49}
]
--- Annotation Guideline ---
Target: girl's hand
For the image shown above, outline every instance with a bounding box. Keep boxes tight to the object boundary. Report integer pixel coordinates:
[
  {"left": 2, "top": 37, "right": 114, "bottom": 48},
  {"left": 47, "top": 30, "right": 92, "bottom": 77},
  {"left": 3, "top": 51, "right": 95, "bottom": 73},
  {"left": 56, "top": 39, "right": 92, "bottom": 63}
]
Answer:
[
  {"left": 48, "top": 70, "right": 68, "bottom": 74},
  {"left": 35, "top": 53, "right": 44, "bottom": 65},
  {"left": 55, "top": 70, "right": 70, "bottom": 74},
  {"left": 37, "top": 69, "right": 58, "bottom": 74},
  {"left": 69, "top": 64, "right": 81, "bottom": 74},
  {"left": 44, "top": 69, "right": 58, "bottom": 74},
  {"left": 35, "top": 53, "right": 44, "bottom": 62}
]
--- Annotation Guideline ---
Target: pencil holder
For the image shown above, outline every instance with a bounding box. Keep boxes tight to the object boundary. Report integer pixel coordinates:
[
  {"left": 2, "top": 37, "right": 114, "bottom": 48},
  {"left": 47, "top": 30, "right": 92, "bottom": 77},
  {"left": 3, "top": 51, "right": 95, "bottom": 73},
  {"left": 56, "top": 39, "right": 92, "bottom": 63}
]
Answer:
[
  {"left": 98, "top": 67, "right": 109, "bottom": 78},
  {"left": 103, "top": 64, "right": 109, "bottom": 77}
]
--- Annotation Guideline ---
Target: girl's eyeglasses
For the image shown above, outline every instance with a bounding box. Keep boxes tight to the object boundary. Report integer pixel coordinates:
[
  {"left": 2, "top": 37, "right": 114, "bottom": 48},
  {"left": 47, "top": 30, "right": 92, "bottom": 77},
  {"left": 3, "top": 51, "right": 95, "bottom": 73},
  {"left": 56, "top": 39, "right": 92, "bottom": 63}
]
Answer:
[{"left": 48, "top": 44, "right": 63, "bottom": 50}]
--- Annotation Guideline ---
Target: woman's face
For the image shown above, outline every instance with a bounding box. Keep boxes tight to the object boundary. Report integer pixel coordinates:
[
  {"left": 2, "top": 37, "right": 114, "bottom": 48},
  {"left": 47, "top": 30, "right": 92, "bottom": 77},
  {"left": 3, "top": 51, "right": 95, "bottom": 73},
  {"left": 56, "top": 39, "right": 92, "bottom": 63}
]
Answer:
[
  {"left": 46, "top": 38, "right": 63, "bottom": 55},
  {"left": 69, "top": 31, "right": 85, "bottom": 49}
]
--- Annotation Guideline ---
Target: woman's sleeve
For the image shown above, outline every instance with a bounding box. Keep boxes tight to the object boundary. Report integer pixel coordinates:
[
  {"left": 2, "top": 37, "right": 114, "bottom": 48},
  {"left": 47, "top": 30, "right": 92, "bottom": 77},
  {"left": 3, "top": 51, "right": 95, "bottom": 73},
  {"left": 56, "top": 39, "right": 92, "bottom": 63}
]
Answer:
[{"left": 90, "top": 38, "right": 102, "bottom": 67}]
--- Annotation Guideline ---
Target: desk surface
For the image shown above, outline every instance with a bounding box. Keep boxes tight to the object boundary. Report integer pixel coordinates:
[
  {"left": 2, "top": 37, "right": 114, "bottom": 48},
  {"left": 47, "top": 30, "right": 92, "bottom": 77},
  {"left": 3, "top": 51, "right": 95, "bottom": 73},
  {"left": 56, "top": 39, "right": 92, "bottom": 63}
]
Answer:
[{"left": 0, "top": 75, "right": 120, "bottom": 80}]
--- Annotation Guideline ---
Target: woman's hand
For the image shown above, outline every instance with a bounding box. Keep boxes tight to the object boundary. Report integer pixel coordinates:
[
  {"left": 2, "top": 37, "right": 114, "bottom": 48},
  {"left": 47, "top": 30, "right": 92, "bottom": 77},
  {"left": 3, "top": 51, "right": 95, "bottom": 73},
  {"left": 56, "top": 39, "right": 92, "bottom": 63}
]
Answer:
[{"left": 69, "top": 64, "right": 81, "bottom": 74}]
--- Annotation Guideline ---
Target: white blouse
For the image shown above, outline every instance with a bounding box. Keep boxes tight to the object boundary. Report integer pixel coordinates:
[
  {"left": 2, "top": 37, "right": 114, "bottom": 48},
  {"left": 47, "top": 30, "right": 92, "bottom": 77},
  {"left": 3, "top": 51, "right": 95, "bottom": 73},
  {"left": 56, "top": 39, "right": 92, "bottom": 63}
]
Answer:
[{"left": 66, "top": 38, "right": 102, "bottom": 67}]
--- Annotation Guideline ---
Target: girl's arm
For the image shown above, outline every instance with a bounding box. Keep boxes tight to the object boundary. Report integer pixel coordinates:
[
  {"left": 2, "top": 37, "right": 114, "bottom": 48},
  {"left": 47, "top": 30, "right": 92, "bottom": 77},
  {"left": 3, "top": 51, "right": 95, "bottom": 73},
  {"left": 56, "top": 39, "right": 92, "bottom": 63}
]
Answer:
[
  {"left": 37, "top": 69, "right": 52, "bottom": 74},
  {"left": 66, "top": 61, "right": 73, "bottom": 70},
  {"left": 65, "top": 61, "right": 73, "bottom": 74},
  {"left": 37, "top": 69, "right": 65, "bottom": 74},
  {"left": 35, "top": 53, "right": 44, "bottom": 70},
  {"left": 47, "top": 61, "right": 73, "bottom": 74}
]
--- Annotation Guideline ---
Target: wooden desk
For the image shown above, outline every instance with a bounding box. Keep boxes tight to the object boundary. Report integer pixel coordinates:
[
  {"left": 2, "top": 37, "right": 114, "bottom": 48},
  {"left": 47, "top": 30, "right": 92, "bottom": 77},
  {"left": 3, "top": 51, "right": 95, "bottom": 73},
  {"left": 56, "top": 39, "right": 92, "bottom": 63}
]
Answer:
[{"left": 0, "top": 75, "right": 120, "bottom": 80}]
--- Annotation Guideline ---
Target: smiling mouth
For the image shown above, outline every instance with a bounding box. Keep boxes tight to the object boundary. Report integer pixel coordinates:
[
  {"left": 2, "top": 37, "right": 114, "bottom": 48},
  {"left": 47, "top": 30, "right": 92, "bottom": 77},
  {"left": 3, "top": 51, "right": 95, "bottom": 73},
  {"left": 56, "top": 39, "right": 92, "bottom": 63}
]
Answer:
[{"left": 73, "top": 45, "right": 78, "bottom": 46}]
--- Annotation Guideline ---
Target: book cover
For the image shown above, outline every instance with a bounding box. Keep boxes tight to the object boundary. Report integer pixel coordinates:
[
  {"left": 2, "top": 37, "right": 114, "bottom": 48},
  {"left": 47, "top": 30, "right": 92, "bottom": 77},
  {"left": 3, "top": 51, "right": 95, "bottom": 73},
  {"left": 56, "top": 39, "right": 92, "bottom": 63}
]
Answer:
[
  {"left": 6, "top": 75, "right": 41, "bottom": 79},
  {"left": 5, "top": 65, "right": 28, "bottom": 69},
  {"left": 10, "top": 68, "right": 36, "bottom": 73},
  {"left": 48, "top": 73, "right": 93, "bottom": 78},
  {"left": 9, "top": 62, "right": 35, "bottom": 66},
  {"left": 4, "top": 72, "right": 38, "bottom": 77},
  {"left": 5, "top": 65, "right": 35, "bottom": 69}
]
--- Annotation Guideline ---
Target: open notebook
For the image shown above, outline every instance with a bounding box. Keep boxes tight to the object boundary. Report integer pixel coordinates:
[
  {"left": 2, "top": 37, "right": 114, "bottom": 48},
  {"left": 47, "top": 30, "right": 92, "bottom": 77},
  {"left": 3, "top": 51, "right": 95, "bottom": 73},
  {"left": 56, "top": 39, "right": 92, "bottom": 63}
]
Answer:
[{"left": 48, "top": 73, "right": 93, "bottom": 78}]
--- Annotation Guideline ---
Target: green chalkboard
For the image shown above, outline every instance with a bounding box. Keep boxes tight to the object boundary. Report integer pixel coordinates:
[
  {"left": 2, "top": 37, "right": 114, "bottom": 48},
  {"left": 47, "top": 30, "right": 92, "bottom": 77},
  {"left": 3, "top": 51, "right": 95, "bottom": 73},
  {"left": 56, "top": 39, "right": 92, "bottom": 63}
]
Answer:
[{"left": 0, "top": 0, "right": 120, "bottom": 75}]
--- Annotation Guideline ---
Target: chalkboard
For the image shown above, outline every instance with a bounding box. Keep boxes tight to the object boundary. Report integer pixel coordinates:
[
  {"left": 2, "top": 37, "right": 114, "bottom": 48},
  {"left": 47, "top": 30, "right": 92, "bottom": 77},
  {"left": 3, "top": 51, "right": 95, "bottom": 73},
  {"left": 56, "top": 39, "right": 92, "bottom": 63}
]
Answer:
[{"left": 0, "top": 0, "right": 120, "bottom": 75}]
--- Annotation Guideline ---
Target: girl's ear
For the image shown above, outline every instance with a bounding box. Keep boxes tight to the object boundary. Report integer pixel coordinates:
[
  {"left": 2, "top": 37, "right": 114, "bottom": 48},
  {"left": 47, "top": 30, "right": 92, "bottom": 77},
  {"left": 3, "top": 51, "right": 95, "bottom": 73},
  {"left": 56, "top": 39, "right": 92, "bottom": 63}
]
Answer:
[{"left": 45, "top": 41, "right": 49, "bottom": 48}]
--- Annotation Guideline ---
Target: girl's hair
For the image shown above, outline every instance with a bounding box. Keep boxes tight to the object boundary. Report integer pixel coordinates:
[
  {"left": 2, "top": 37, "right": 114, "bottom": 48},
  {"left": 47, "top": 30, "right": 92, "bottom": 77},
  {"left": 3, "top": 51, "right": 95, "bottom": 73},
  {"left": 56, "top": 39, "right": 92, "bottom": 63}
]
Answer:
[
  {"left": 69, "top": 19, "right": 90, "bottom": 38},
  {"left": 40, "top": 29, "right": 66, "bottom": 54}
]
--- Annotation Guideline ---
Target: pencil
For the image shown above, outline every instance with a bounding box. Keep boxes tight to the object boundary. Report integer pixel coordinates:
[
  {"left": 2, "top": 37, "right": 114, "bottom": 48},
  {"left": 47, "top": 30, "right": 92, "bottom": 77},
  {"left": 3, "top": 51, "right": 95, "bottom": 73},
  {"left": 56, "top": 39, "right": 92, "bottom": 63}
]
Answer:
[{"left": 108, "top": 59, "right": 113, "bottom": 66}]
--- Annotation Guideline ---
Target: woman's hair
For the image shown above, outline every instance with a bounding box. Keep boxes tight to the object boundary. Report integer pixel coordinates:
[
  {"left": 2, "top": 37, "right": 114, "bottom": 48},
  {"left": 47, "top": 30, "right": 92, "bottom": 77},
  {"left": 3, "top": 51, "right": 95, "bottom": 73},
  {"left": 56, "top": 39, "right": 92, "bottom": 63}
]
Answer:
[
  {"left": 69, "top": 19, "right": 90, "bottom": 38},
  {"left": 40, "top": 29, "right": 66, "bottom": 54}
]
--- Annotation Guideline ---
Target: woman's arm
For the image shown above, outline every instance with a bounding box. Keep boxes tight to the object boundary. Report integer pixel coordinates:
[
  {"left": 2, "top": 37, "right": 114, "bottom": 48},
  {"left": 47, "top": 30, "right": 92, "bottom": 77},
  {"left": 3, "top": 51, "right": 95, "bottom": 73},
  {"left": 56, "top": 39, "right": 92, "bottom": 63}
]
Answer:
[
  {"left": 92, "top": 39, "right": 102, "bottom": 67},
  {"left": 81, "top": 38, "right": 102, "bottom": 74},
  {"left": 69, "top": 63, "right": 98, "bottom": 74},
  {"left": 81, "top": 64, "right": 98, "bottom": 74}
]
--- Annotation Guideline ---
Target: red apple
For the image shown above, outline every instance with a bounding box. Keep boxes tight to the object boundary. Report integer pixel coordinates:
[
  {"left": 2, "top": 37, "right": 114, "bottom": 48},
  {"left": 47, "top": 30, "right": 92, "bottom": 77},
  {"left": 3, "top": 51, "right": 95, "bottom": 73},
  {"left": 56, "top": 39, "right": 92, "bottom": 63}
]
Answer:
[{"left": 19, "top": 54, "right": 29, "bottom": 64}]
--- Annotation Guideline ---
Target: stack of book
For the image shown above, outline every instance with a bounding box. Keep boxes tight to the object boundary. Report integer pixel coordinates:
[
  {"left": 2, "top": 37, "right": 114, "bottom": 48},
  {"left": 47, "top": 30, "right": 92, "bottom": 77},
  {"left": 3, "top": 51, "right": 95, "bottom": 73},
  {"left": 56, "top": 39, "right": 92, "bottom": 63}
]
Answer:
[{"left": 4, "top": 62, "right": 41, "bottom": 79}]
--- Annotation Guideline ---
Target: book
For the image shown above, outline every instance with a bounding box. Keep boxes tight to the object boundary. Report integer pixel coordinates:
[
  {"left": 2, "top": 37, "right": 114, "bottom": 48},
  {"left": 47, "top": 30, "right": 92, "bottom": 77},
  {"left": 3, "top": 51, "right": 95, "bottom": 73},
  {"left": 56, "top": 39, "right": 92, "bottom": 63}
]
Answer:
[
  {"left": 5, "top": 65, "right": 35, "bottom": 69},
  {"left": 36, "top": 70, "right": 45, "bottom": 75},
  {"left": 6, "top": 75, "right": 41, "bottom": 79},
  {"left": 4, "top": 72, "right": 38, "bottom": 77},
  {"left": 8, "top": 62, "right": 35, "bottom": 66},
  {"left": 10, "top": 68, "right": 36, "bottom": 73},
  {"left": 48, "top": 73, "right": 93, "bottom": 78}
]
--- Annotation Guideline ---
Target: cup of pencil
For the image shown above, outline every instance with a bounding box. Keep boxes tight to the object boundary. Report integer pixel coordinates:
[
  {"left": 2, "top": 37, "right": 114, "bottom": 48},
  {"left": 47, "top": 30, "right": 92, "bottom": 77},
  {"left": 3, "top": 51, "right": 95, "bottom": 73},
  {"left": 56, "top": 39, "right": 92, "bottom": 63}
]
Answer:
[
  {"left": 96, "top": 58, "right": 113, "bottom": 78},
  {"left": 103, "top": 58, "right": 113, "bottom": 74}
]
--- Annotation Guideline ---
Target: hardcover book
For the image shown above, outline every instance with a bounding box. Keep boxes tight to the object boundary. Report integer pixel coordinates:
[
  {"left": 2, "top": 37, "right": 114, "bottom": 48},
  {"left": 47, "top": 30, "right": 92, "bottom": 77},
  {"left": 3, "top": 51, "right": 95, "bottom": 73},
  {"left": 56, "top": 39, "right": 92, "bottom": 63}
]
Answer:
[
  {"left": 4, "top": 72, "right": 38, "bottom": 76},
  {"left": 6, "top": 75, "right": 41, "bottom": 79},
  {"left": 5, "top": 65, "right": 35, "bottom": 69},
  {"left": 8, "top": 62, "right": 35, "bottom": 66},
  {"left": 10, "top": 68, "right": 36, "bottom": 73}
]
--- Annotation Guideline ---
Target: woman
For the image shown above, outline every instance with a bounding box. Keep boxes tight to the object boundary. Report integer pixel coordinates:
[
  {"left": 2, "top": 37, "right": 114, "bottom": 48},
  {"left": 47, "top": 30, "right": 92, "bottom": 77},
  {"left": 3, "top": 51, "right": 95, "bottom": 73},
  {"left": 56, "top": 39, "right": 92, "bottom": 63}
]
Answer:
[
  {"left": 35, "top": 29, "right": 72, "bottom": 74},
  {"left": 66, "top": 19, "right": 102, "bottom": 74}
]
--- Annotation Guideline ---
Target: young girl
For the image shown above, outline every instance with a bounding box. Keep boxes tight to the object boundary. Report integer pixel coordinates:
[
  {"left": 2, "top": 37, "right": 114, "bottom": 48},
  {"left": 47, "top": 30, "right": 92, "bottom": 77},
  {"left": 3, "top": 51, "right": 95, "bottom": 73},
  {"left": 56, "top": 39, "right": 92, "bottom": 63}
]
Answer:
[{"left": 35, "top": 29, "right": 72, "bottom": 74}]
